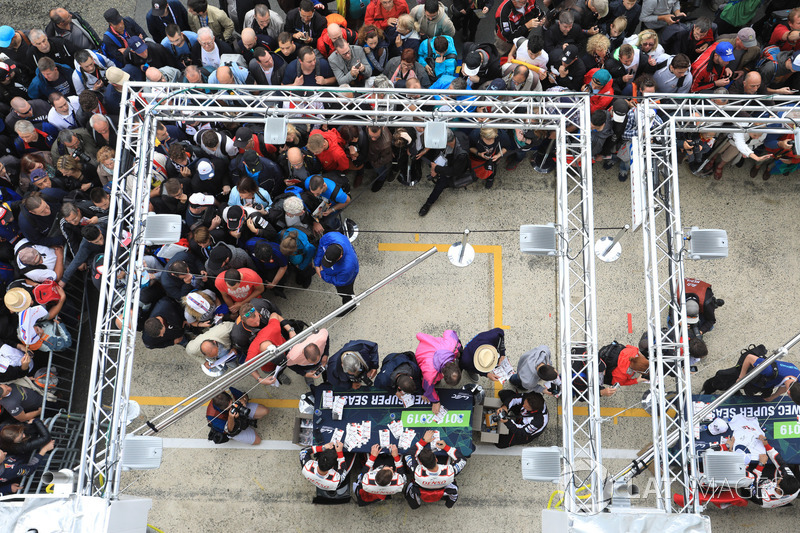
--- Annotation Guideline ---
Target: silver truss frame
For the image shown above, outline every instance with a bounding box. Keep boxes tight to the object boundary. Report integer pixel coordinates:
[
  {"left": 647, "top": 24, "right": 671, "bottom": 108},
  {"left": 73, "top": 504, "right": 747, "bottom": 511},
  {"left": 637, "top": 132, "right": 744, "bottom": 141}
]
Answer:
[
  {"left": 554, "top": 104, "right": 603, "bottom": 513},
  {"left": 616, "top": 94, "right": 800, "bottom": 514},
  {"left": 75, "top": 84, "right": 601, "bottom": 505}
]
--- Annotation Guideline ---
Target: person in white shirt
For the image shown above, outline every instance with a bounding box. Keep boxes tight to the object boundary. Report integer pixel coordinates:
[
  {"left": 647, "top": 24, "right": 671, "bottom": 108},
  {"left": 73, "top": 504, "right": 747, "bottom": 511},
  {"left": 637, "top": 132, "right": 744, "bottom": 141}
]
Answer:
[
  {"left": 14, "top": 240, "right": 62, "bottom": 284},
  {"left": 46, "top": 93, "right": 80, "bottom": 131},
  {"left": 197, "top": 27, "right": 222, "bottom": 69}
]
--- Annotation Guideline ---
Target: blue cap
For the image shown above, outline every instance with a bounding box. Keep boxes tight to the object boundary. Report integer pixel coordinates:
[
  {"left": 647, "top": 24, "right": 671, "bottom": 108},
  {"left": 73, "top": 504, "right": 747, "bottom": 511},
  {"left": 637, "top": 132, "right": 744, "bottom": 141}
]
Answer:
[
  {"left": 715, "top": 42, "right": 734, "bottom": 62},
  {"left": 0, "top": 26, "right": 15, "bottom": 48}
]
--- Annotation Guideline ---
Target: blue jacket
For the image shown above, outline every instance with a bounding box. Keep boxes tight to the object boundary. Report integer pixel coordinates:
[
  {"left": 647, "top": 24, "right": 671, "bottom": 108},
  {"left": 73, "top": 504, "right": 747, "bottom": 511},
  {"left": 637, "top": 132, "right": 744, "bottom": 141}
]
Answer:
[
  {"left": 327, "top": 340, "right": 380, "bottom": 391},
  {"left": 13, "top": 122, "right": 59, "bottom": 156},
  {"left": 278, "top": 228, "right": 316, "bottom": 270},
  {"left": 27, "top": 63, "right": 75, "bottom": 100},
  {"left": 460, "top": 328, "right": 506, "bottom": 376},
  {"left": 374, "top": 351, "right": 423, "bottom": 394},
  {"left": 418, "top": 36, "right": 457, "bottom": 79},
  {"left": 313, "top": 231, "right": 358, "bottom": 287}
]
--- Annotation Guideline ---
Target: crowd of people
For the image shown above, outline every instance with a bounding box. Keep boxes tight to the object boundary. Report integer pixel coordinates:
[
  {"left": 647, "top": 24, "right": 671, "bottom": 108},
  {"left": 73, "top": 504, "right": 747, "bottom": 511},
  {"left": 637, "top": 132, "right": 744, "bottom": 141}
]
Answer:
[{"left": 0, "top": 0, "right": 799, "bottom": 506}]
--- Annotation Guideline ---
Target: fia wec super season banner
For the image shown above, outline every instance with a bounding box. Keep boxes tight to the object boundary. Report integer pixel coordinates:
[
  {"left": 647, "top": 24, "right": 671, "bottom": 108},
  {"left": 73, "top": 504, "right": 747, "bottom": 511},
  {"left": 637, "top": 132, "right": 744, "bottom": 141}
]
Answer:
[
  {"left": 693, "top": 394, "right": 800, "bottom": 464},
  {"left": 313, "top": 388, "right": 476, "bottom": 456}
]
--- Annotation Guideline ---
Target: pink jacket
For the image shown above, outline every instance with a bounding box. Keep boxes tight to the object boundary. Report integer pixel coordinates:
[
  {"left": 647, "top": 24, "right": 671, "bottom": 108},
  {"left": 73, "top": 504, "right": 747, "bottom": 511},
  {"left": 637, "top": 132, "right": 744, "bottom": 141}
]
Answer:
[{"left": 414, "top": 330, "right": 461, "bottom": 403}]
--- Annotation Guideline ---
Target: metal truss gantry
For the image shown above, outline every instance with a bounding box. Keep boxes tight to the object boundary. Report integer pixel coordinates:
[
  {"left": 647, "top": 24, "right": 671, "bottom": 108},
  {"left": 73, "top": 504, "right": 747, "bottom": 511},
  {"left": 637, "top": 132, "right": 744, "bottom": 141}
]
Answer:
[
  {"left": 613, "top": 94, "right": 800, "bottom": 514},
  {"left": 76, "top": 84, "right": 602, "bottom": 504}
]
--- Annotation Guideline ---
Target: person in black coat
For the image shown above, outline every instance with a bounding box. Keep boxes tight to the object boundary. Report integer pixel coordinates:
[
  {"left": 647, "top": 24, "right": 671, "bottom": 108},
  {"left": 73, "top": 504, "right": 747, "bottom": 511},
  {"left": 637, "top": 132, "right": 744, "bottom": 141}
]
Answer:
[
  {"left": 190, "top": 36, "right": 234, "bottom": 70},
  {"left": 283, "top": 0, "right": 327, "bottom": 49},
  {"left": 147, "top": 0, "right": 192, "bottom": 44},
  {"left": 0, "top": 418, "right": 51, "bottom": 456},
  {"left": 124, "top": 37, "right": 180, "bottom": 72},
  {"left": 374, "top": 351, "right": 423, "bottom": 396},
  {"left": 248, "top": 48, "right": 287, "bottom": 86},
  {"left": 418, "top": 129, "right": 471, "bottom": 217}
]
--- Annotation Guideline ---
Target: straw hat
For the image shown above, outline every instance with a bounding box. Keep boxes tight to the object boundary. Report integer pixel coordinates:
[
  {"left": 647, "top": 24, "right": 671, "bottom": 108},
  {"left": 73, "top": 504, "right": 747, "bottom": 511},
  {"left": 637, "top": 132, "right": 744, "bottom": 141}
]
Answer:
[
  {"left": 4, "top": 287, "right": 32, "bottom": 313},
  {"left": 474, "top": 344, "right": 499, "bottom": 373}
]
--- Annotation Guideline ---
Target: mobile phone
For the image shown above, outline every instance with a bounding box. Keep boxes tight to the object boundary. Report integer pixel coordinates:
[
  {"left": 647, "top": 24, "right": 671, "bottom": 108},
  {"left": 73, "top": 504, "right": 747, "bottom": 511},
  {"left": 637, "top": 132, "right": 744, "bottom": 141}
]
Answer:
[
  {"left": 612, "top": 383, "right": 621, "bottom": 389},
  {"left": 313, "top": 365, "right": 326, "bottom": 377},
  {"left": 354, "top": 60, "right": 362, "bottom": 68}
]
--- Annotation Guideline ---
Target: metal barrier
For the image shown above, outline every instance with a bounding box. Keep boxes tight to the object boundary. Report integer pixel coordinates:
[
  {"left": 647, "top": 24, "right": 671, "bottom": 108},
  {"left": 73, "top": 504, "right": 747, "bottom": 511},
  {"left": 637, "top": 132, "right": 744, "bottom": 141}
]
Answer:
[{"left": 19, "top": 410, "right": 86, "bottom": 494}]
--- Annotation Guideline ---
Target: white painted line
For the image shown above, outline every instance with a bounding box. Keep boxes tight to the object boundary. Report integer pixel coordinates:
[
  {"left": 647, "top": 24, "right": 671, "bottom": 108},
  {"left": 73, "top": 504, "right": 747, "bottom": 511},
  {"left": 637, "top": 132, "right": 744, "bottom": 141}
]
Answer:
[{"left": 160, "top": 438, "right": 639, "bottom": 459}]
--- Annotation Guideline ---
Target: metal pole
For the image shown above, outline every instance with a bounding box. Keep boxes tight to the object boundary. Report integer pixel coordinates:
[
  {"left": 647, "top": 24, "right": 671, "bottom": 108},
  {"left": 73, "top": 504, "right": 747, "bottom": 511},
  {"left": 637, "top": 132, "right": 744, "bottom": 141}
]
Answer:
[
  {"left": 614, "top": 330, "right": 800, "bottom": 482},
  {"left": 458, "top": 229, "right": 470, "bottom": 263},
  {"left": 599, "top": 225, "right": 629, "bottom": 258},
  {"left": 133, "top": 247, "right": 438, "bottom": 437}
]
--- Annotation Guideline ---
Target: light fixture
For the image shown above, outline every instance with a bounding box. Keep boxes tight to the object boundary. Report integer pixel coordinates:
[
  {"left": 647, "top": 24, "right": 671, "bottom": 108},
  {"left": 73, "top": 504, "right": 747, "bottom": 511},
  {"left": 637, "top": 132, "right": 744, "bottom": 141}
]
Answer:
[
  {"left": 264, "top": 116, "right": 288, "bottom": 144},
  {"left": 701, "top": 451, "right": 749, "bottom": 488},
  {"left": 686, "top": 227, "right": 728, "bottom": 260},
  {"left": 142, "top": 214, "right": 182, "bottom": 245},
  {"left": 520, "top": 224, "right": 558, "bottom": 256},
  {"left": 120, "top": 435, "right": 163, "bottom": 471},
  {"left": 794, "top": 128, "right": 800, "bottom": 157},
  {"left": 521, "top": 446, "right": 561, "bottom": 482},
  {"left": 424, "top": 121, "right": 447, "bottom": 149},
  {"left": 41, "top": 469, "right": 75, "bottom": 495}
]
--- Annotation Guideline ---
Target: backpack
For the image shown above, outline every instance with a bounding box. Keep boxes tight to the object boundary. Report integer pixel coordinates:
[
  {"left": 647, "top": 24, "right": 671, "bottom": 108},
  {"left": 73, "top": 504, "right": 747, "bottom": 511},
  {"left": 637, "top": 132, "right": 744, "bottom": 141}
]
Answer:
[
  {"left": 598, "top": 341, "right": 625, "bottom": 385},
  {"left": 102, "top": 30, "right": 126, "bottom": 68},
  {"left": 756, "top": 9, "right": 791, "bottom": 47},
  {"left": 755, "top": 45, "right": 781, "bottom": 77},
  {"left": 701, "top": 344, "right": 769, "bottom": 395}
]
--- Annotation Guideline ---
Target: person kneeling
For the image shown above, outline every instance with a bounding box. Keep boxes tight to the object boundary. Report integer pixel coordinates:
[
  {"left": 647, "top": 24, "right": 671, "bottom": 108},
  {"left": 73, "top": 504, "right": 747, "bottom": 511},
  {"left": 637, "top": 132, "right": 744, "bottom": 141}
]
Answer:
[
  {"left": 404, "top": 430, "right": 466, "bottom": 509},
  {"left": 206, "top": 388, "right": 269, "bottom": 445},
  {"left": 495, "top": 390, "right": 548, "bottom": 448}
]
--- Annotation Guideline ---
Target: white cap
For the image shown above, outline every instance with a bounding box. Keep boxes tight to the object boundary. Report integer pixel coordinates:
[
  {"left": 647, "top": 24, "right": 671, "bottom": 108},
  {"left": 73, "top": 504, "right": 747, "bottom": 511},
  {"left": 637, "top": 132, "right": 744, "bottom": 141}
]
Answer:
[
  {"left": 189, "top": 193, "right": 214, "bottom": 206},
  {"left": 708, "top": 417, "right": 729, "bottom": 436}
]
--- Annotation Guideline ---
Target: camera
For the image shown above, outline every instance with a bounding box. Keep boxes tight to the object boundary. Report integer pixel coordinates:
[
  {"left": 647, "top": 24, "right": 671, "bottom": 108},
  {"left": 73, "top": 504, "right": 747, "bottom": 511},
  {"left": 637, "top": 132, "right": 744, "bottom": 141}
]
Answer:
[
  {"left": 73, "top": 149, "right": 92, "bottom": 165},
  {"left": 359, "top": 374, "right": 373, "bottom": 387},
  {"left": 547, "top": 382, "right": 562, "bottom": 397},
  {"left": 230, "top": 401, "right": 251, "bottom": 418}
]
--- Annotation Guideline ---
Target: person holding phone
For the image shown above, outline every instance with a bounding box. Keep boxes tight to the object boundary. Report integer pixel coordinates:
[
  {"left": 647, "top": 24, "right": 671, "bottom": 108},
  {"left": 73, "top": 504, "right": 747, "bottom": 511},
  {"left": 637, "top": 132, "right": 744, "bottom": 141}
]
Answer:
[{"left": 286, "top": 328, "right": 330, "bottom": 386}]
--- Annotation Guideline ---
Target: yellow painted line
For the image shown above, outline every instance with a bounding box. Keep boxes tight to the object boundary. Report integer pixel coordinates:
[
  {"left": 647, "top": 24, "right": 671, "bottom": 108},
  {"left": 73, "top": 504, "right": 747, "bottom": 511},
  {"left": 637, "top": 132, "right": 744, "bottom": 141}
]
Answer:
[
  {"left": 131, "top": 396, "right": 299, "bottom": 408},
  {"left": 414, "top": 233, "right": 420, "bottom": 242},
  {"left": 557, "top": 406, "right": 676, "bottom": 418},
  {"left": 377, "top": 242, "right": 509, "bottom": 330}
]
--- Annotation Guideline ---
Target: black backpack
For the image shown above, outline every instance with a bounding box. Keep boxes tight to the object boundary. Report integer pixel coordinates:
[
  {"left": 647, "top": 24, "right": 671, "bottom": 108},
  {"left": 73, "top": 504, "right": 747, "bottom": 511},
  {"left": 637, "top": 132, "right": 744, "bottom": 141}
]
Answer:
[{"left": 598, "top": 342, "right": 625, "bottom": 386}]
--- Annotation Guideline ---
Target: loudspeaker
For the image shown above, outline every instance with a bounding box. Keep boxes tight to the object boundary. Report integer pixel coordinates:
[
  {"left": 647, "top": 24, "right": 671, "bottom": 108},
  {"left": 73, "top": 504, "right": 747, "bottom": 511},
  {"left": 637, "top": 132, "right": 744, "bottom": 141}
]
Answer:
[
  {"left": 520, "top": 224, "right": 558, "bottom": 256},
  {"left": 264, "top": 117, "right": 288, "bottom": 144},
  {"left": 687, "top": 227, "right": 728, "bottom": 260},
  {"left": 424, "top": 122, "right": 448, "bottom": 149},
  {"left": 143, "top": 214, "right": 182, "bottom": 245},
  {"left": 521, "top": 446, "right": 561, "bottom": 482}
]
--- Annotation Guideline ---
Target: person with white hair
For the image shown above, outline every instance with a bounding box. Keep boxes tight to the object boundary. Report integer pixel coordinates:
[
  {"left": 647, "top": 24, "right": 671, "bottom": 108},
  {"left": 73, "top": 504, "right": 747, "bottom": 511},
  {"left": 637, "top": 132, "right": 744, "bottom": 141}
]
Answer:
[
  {"left": 327, "top": 340, "right": 380, "bottom": 391},
  {"left": 190, "top": 27, "right": 233, "bottom": 69}
]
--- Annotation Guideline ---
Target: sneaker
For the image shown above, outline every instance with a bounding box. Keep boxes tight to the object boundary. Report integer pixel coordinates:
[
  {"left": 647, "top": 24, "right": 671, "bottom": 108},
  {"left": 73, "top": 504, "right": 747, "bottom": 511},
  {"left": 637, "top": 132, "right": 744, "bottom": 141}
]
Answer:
[
  {"left": 371, "top": 179, "right": 385, "bottom": 192},
  {"left": 618, "top": 172, "right": 628, "bottom": 182},
  {"left": 484, "top": 178, "right": 494, "bottom": 189},
  {"left": 505, "top": 158, "right": 521, "bottom": 171},
  {"left": 419, "top": 203, "right": 432, "bottom": 217},
  {"left": 602, "top": 159, "right": 616, "bottom": 170},
  {"left": 466, "top": 370, "right": 480, "bottom": 382},
  {"left": 715, "top": 299, "right": 724, "bottom": 307},
  {"left": 690, "top": 366, "right": 698, "bottom": 374},
  {"left": 344, "top": 218, "right": 358, "bottom": 242},
  {"left": 277, "top": 372, "right": 292, "bottom": 385},
  {"left": 734, "top": 158, "right": 745, "bottom": 168}
]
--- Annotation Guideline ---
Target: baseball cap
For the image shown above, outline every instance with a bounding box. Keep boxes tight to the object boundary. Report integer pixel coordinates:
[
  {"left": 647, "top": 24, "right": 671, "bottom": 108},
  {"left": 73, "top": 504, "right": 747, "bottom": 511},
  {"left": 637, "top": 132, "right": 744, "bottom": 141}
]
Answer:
[
  {"left": 0, "top": 62, "right": 10, "bottom": 82},
  {"left": 487, "top": 78, "right": 506, "bottom": 92},
  {"left": 708, "top": 417, "right": 729, "bottom": 436},
  {"left": 30, "top": 168, "right": 48, "bottom": 183},
  {"left": 242, "top": 151, "right": 263, "bottom": 173},
  {"left": 185, "top": 292, "right": 212, "bottom": 316},
  {"left": 207, "top": 245, "right": 232, "bottom": 270},
  {"left": 233, "top": 127, "right": 254, "bottom": 149},
  {"left": 561, "top": 44, "right": 579, "bottom": 64},
  {"left": 321, "top": 243, "right": 343, "bottom": 268},
  {"left": 0, "top": 26, "right": 15, "bottom": 48},
  {"left": 686, "top": 299, "right": 700, "bottom": 324},
  {"left": 188, "top": 192, "right": 214, "bottom": 206},
  {"left": 197, "top": 159, "right": 215, "bottom": 180},
  {"left": 128, "top": 36, "right": 148, "bottom": 55},
  {"left": 103, "top": 8, "right": 123, "bottom": 25},
  {"left": 461, "top": 51, "right": 483, "bottom": 77},
  {"left": 737, "top": 27, "right": 757, "bottom": 48},
  {"left": 106, "top": 66, "right": 130, "bottom": 85},
  {"left": 592, "top": 68, "right": 611, "bottom": 86},
  {"left": 151, "top": 0, "right": 168, "bottom": 16},
  {"left": 715, "top": 41, "right": 735, "bottom": 62},
  {"left": 791, "top": 51, "right": 800, "bottom": 73},
  {"left": 223, "top": 205, "right": 246, "bottom": 231}
]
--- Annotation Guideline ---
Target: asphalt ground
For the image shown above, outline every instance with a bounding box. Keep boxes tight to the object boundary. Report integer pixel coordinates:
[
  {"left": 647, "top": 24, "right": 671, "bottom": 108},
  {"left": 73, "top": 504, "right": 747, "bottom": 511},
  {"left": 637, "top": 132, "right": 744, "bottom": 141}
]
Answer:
[{"left": 7, "top": 1, "right": 800, "bottom": 531}]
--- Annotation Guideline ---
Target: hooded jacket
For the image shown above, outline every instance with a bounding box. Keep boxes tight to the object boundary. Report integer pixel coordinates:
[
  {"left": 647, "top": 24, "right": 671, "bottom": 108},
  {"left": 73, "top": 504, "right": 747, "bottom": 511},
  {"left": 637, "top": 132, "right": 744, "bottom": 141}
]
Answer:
[
  {"left": 314, "top": 231, "right": 359, "bottom": 287},
  {"left": 418, "top": 35, "right": 457, "bottom": 79},
  {"left": 410, "top": 3, "right": 456, "bottom": 38},
  {"left": 415, "top": 330, "right": 461, "bottom": 403}
]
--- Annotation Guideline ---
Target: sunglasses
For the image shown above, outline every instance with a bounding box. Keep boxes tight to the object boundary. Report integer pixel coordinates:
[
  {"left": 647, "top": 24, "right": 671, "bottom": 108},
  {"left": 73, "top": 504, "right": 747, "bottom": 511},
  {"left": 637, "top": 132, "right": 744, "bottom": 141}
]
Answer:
[{"left": 242, "top": 307, "right": 256, "bottom": 318}]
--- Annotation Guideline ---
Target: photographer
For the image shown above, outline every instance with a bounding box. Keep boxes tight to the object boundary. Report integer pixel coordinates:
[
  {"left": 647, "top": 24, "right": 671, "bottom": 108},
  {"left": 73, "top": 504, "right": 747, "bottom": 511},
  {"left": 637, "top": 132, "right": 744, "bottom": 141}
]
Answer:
[
  {"left": 495, "top": 390, "right": 548, "bottom": 448},
  {"left": 206, "top": 387, "right": 269, "bottom": 445},
  {"left": 327, "top": 340, "right": 379, "bottom": 391},
  {"left": 50, "top": 128, "right": 98, "bottom": 170}
]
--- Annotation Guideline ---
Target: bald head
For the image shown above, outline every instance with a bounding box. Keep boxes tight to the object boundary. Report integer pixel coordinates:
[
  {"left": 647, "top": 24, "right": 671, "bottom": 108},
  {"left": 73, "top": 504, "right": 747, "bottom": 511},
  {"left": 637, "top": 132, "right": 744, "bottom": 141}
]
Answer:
[
  {"left": 216, "top": 66, "right": 234, "bottom": 84},
  {"left": 241, "top": 28, "right": 257, "bottom": 48},
  {"left": 146, "top": 67, "right": 164, "bottom": 82},
  {"left": 742, "top": 71, "right": 762, "bottom": 94},
  {"left": 10, "top": 97, "right": 29, "bottom": 113},
  {"left": 287, "top": 146, "right": 303, "bottom": 166},
  {"left": 327, "top": 23, "right": 342, "bottom": 41}
]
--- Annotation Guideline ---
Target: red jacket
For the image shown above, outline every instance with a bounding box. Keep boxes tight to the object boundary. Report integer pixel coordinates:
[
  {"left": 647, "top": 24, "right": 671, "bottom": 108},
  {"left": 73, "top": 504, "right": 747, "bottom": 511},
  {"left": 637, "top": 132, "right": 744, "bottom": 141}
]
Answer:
[
  {"left": 611, "top": 345, "right": 641, "bottom": 387},
  {"left": 690, "top": 42, "right": 727, "bottom": 93},
  {"left": 584, "top": 68, "right": 614, "bottom": 113},
  {"left": 311, "top": 128, "right": 349, "bottom": 172},
  {"left": 364, "top": 0, "right": 410, "bottom": 31},
  {"left": 316, "top": 27, "right": 357, "bottom": 58}
]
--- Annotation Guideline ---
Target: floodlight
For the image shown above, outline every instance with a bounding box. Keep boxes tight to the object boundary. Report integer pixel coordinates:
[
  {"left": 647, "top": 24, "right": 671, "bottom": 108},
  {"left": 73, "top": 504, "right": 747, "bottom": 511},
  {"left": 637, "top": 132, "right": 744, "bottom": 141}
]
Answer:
[
  {"left": 702, "top": 451, "right": 749, "bottom": 488},
  {"left": 424, "top": 121, "right": 448, "bottom": 149},
  {"left": 686, "top": 227, "right": 728, "bottom": 260},
  {"left": 264, "top": 116, "right": 288, "bottom": 144},
  {"left": 120, "top": 435, "right": 163, "bottom": 471},
  {"left": 142, "top": 214, "right": 182, "bottom": 245},
  {"left": 521, "top": 446, "right": 561, "bottom": 482},
  {"left": 41, "top": 469, "right": 75, "bottom": 495},
  {"left": 520, "top": 224, "right": 558, "bottom": 256}
]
